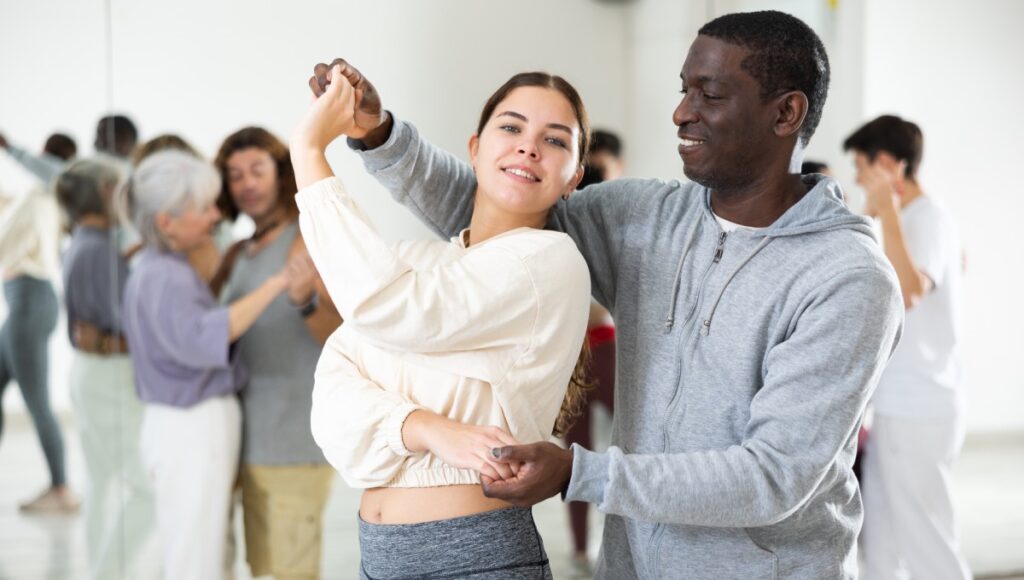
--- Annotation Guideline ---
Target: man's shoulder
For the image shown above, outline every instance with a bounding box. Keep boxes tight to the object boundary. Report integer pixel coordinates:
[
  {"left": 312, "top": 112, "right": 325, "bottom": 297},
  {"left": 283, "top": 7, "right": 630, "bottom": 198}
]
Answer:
[{"left": 573, "top": 177, "right": 705, "bottom": 220}]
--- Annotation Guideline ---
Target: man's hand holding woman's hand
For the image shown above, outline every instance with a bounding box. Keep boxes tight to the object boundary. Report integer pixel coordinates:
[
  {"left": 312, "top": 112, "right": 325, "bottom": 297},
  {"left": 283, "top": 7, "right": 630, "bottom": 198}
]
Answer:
[
  {"left": 308, "top": 59, "right": 390, "bottom": 144},
  {"left": 293, "top": 64, "right": 359, "bottom": 154}
]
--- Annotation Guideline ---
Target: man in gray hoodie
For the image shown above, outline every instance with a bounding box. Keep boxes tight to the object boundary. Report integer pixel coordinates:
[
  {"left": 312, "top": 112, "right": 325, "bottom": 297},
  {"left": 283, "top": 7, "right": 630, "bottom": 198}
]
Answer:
[{"left": 310, "top": 10, "right": 903, "bottom": 579}]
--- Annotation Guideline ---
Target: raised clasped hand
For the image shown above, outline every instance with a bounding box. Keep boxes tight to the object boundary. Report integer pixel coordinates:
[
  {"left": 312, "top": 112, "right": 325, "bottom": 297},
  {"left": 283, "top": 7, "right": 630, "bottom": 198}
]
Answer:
[{"left": 293, "top": 64, "right": 358, "bottom": 153}]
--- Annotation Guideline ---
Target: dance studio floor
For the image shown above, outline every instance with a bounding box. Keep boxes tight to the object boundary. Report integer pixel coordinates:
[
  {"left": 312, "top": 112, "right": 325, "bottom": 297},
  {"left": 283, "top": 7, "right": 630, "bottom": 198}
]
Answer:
[{"left": 1, "top": 411, "right": 1022, "bottom": 579}]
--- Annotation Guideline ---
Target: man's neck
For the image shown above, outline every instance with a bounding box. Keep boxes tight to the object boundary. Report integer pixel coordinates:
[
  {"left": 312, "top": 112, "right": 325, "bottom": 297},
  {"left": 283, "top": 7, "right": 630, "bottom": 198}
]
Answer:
[
  {"left": 898, "top": 180, "right": 924, "bottom": 210},
  {"left": 253, "top": 206, "right": 286, "bottom": 232},
  {"left": 710, "top": 173, "right": 807, "bottom": 228}
]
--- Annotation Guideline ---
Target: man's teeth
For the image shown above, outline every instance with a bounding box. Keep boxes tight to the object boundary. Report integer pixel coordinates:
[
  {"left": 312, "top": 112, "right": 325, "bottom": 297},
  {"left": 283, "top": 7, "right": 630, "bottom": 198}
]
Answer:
[
  {"left": 681, "top": 139, "right": 705, "bottom": 147},
  {"left": 505, "top": 168, "right": 538, "bottom": 181}
]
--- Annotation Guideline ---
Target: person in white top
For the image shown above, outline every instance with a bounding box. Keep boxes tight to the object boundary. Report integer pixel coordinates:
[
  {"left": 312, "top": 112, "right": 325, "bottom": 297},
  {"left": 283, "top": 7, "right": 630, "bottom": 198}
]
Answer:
[
  {"left": 0, "top": 150, "right": 80, "bottom": 513},
  {"left": 845, "top": 115, "right": 971, "bottom": 580},
  {"left": 292, "top": 63, "right": 592, "bottom": 578}
]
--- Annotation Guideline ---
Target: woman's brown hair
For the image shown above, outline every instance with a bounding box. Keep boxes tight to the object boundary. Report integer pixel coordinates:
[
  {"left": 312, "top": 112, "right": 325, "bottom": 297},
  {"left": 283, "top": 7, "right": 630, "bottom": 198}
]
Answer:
[
  {"left": 213, "top": 127, "right": 297, "bottom": 221},
  {"left": 477, "top": 72, "right": 595, "bottom": 436}
]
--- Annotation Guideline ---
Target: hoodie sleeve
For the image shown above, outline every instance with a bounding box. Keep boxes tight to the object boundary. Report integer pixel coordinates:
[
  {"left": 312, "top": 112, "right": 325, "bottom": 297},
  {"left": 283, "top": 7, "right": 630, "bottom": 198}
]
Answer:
[
  {"left": 565, "top": 265, "right": 903, "bottom": 527},
  {"left": 352, "top": 117, "right": 639, "bottom": 311}
]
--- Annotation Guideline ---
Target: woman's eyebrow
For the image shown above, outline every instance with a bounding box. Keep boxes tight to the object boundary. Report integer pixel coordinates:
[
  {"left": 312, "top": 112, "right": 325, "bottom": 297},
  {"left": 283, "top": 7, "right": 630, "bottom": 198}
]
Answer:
[{"left": 497, "top": 111, "right": 573, "bottom": 135}]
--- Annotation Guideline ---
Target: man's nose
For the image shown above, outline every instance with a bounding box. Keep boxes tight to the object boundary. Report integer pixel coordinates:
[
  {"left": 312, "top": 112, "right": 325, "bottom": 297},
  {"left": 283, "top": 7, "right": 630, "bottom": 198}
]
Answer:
[{"left": 673, "top": 94, "right": 698, "bottom": 127}]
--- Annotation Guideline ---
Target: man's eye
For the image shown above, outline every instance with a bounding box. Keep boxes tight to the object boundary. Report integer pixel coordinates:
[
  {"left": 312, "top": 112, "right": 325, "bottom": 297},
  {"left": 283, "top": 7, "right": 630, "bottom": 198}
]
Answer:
[{"left": 704, "top": 93, "right": 721, "bottom": 100}]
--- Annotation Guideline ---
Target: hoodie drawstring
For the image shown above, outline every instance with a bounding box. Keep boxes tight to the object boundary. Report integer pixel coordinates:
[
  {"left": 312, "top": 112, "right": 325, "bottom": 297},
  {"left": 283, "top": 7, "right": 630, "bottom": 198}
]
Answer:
[{"left": 664, "top": 220, "right": 703, "bottom": 330}]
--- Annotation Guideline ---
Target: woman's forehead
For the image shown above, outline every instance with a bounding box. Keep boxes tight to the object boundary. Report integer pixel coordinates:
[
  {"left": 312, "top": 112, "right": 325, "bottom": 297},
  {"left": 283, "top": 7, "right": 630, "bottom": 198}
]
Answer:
[{"left": 492, "top": 86, "right": 578, "bottom": 127}]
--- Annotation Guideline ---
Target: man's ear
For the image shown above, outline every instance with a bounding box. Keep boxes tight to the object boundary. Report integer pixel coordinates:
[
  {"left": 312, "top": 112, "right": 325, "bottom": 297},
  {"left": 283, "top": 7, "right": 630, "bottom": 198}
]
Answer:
[
  {"left": 875, "top": 151, "right": 899, "bottom": 171},
  {"left": 773, "top": 91, "right": 809, "bottom": 139},
  {"left": 468, "top": 134, "right": 480, "bottom": 169}
]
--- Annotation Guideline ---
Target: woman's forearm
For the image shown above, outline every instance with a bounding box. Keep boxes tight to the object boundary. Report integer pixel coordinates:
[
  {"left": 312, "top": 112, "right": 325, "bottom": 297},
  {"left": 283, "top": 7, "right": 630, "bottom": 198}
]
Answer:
[
  {"left": 227, "top": 274, "right": 287, "bottom": 341},
  {"left": 292, "top": 148, "right": 335, "bottom": 190},
  {"left": 401, "top": 410, "right": 443, "bottom": 454}
]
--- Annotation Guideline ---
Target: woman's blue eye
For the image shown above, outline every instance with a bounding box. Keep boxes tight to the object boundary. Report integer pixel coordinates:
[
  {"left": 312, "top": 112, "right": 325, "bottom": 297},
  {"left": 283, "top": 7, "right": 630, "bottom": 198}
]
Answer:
[
  {"left": 546, "top": 137, "right": 567, "bottom": 148},
  {"left": 499, "top": 125, "right": 520, "bottom": 133}
]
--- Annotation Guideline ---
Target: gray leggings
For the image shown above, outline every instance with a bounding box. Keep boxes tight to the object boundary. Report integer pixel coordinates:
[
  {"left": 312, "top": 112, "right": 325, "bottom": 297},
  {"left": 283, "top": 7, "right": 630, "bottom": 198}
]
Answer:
[
  {"left": 359, "top": 506, "right": 552, "bottom": 579},
  {"left": 0, "top": 276, "right": 65, "bottom": 486}
]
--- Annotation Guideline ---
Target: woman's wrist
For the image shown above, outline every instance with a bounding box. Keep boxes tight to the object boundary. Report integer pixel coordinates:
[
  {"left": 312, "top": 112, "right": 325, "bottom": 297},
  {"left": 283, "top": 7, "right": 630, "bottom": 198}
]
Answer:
[{"left": 402, "top": 410, "right": 445, "bottom": 455}]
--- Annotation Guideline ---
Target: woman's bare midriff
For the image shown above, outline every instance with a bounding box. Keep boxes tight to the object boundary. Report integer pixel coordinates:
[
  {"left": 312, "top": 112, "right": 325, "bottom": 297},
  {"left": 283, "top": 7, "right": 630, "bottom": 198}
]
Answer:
[{"left": 360, "top": 485, "right": 512, "bottom": 525}]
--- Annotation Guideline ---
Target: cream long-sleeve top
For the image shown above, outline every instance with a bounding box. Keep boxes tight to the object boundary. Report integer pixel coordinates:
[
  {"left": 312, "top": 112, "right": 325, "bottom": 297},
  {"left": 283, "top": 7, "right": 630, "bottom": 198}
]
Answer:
[
  {"left": 0, "top": 154, "right": 61, "bottom": 282},
  {"left": 297, "top": 177, "right": 590, "bottom": 488}
]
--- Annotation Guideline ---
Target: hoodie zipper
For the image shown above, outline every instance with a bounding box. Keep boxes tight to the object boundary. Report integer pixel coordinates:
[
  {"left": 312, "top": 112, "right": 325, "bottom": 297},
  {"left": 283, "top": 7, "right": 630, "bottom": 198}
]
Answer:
[{"left": 648, "top": 230, "right": 728, "bottom": 570}]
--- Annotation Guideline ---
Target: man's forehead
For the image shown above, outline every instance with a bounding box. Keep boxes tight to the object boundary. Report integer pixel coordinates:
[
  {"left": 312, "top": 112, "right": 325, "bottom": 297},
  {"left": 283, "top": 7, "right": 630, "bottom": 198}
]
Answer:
[{"left": 681, "top": 36, "right": 750, "bottom": 83}]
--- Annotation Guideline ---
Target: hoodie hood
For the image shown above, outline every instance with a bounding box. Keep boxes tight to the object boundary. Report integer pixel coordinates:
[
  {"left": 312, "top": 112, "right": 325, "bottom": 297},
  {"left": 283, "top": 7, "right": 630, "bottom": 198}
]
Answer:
[
  {"left": 701, "top": 174, "right": 876, "bottom": 239},
  {"left": 669, "top": 174, "right": 876, "bottom": 334}
]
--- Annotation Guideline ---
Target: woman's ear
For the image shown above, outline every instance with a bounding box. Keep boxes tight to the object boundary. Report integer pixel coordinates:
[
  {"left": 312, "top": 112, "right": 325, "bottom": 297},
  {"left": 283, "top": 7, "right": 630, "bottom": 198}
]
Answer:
[
  {"left": 155, "top": 211, "right": 173, "bottom": 237},
  {"left": 569, "top": 165, "right": 584, "bottom": 192},
  {"left": 468, "top": 134, "right": 480, "bottom": 169}
]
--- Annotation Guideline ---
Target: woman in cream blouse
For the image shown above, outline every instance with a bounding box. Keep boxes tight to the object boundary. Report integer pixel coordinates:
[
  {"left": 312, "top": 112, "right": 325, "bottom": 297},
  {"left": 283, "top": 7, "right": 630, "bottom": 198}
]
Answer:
[{"left": 293, "top": 65, "right": 592, "bottom": 578}]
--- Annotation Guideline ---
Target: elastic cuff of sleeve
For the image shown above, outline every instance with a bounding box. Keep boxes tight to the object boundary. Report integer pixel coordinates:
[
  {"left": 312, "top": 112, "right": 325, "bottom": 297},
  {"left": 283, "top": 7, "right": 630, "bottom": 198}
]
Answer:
[
  {"left": 353, "top": 116, "right": 414, "bottom": 173},
  {"left": 384, "top": 403, "right": 422, "bottom": 457},
  {"left": 564, "top": 443, "right": 610, "bottom": 505}
]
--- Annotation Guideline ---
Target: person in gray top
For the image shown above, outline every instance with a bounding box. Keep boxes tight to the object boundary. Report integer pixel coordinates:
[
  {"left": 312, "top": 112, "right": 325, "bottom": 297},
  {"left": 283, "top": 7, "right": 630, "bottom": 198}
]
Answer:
[
  {"left": 213, "top": 127, "right": 342, "bottom": 580},
  {"left": 308, "top": 9, "right": 903, "bottom": 580}
]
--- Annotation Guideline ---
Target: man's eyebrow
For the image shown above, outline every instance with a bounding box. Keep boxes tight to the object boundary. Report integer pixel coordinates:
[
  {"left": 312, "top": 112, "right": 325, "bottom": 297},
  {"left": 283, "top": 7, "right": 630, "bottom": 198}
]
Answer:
[{"left": 497, "top": 111, "right": 573, "bottom": 135}]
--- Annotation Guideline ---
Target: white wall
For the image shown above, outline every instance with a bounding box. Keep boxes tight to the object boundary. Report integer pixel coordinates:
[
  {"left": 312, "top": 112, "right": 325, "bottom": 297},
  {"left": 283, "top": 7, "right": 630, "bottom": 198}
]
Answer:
[
  {"left": 862, "top": 0, "right": 1024, "bottom": 432},
  {"left": 0, "top": 0, "right": 631, "bottom": 413}
]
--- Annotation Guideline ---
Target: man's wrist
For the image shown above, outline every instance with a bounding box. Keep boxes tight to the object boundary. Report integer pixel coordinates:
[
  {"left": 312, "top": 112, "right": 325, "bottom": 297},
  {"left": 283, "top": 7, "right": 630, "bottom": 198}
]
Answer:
[
  {"left": 355, "top": 111, "right": 393, "bottom": 150},
  {"left": 559, "top": 447, "right": 574, "bottom": 500}
]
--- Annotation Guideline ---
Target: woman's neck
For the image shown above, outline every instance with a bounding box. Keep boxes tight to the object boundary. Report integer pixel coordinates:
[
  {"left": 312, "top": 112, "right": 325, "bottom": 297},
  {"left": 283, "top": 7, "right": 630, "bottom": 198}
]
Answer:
[{"left": 466, "top": 192, "right": 546, "bottom": 247}]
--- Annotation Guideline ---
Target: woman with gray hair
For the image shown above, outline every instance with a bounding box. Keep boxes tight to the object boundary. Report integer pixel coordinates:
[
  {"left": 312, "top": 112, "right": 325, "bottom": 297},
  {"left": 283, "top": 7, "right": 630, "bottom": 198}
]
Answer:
[
  {"left": 120, "top": 150, "right": 291, "bottom": 580},
  {"left": 56, "top": 157, "right": 155, "bottom": 580}
]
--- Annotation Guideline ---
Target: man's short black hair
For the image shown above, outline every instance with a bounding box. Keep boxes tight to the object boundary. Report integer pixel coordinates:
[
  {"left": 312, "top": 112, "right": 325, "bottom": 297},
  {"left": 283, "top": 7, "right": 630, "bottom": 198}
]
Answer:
[
  {"left": 843, "top": 115, "right": 924, "bottom": 180},
  {"left": 590, "top": 129, "right": 622, "bottom": 158},
  {"left": 43, "top": 133, "right": 77, "bottom": 161},
  {"left": 801, "top": 160, "right": 829, "bottom": 175},
  {"left": 699, "top": 10, "right": 830, "bottom": 146},
  {"left": 95, "top": 114, "right": 139, "bottom": 157}
]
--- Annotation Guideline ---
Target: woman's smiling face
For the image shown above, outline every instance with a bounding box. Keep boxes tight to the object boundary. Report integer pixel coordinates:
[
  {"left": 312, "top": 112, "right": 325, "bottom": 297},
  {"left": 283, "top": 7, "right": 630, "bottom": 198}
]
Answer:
[{"left": 470, "top": 86, "right": 583, "bottom": 222}]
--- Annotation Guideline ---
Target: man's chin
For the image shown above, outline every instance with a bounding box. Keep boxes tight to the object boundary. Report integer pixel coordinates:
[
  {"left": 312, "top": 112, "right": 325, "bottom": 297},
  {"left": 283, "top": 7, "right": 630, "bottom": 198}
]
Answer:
[{"left": 682, "top": 165, "right": 713, "bottom": 188}]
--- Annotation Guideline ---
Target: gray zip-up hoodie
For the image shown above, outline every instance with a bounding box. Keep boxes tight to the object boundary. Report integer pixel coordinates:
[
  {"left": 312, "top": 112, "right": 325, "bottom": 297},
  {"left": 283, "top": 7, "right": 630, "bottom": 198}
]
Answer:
[{"left": 351, "top": 119, "right": 903, "bottom": 579}]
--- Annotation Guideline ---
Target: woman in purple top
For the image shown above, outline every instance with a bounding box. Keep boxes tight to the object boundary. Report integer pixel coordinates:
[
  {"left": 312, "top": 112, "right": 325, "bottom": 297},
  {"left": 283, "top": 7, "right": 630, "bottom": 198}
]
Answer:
[{"left": 120, "top": 150, "right": 291, "bottom": 580}]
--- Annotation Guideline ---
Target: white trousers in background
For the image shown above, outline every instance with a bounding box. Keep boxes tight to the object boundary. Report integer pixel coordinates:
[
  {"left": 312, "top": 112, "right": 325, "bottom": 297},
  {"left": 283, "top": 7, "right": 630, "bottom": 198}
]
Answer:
[
  {"left": 860, "top": 413, "right": 972, "bottom": 580},
  {"left": 141, "top": 395, "right": 240, "bottom": 580},
  {"left": 69, "top": 352, "right": 155, "bottom": 580}
]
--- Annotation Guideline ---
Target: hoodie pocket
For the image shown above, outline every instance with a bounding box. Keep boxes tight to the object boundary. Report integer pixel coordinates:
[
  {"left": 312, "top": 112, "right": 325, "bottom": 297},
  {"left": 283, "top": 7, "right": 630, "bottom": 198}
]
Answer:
[{"left": 653, "top": 525, "right": 778, "bottom": 580}]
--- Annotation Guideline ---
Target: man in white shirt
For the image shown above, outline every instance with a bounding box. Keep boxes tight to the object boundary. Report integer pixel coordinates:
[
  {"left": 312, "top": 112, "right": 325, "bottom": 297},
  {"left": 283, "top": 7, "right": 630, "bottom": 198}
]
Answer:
[{"left": 845, "top": 115, "right": 971, "bottom": 579}]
